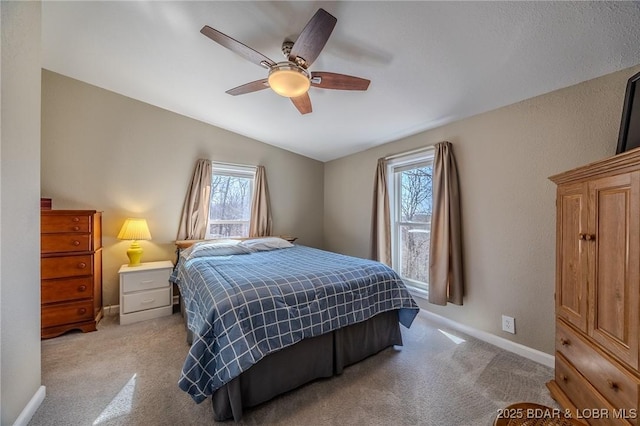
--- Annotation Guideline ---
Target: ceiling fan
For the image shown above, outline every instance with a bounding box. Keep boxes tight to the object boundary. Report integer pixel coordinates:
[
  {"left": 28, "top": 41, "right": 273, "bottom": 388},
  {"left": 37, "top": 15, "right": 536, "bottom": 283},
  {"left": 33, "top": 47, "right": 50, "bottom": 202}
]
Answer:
[{"left": 201, "top": 8, "right": 370, "bottom": 115}]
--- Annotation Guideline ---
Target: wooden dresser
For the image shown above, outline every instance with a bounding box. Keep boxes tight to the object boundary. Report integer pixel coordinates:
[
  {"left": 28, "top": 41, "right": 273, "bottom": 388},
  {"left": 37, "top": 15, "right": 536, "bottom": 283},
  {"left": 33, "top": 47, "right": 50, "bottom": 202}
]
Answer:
[
  {"left": 547, "top": 149, "right": 640, "bottom": 425},
  {"left": 41, "top": 210, "right": 103, "bottom": 339}
]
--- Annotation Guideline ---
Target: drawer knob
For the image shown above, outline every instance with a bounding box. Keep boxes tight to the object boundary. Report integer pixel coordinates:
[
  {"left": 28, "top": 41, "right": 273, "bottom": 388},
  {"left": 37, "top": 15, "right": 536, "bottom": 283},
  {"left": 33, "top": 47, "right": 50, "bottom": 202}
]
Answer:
[
  {"left": 72, "top": 217, "right": 80, "bottom": 222},
  {"left": 77, "top": 262, "right": 87, "bottom": 269},
  {"left": 585, "top": 234, "right": 595, "bottom": 241},
  {"left": 560, "top": 337, "right": 570, "bottom": 346},
  {"left": 608, "top": 380, "right": 619, "bottom": 391},
  {"left": 78, "top": 285, "right": 87, "bottom": 292},
  {"left": 72, "top": 240, "right": 80, "bottom": 246},
  {"left": 141, "top": 298, "right": 155, "bottom": 304},
  {"left": 578, "top": 233, "right": 586, "bottom": 240},
  {"left": 72, "top": 226, "right": 80, "bottom": 231},
  {"left": 77, "top": 308, "right": 86, "bottom": 315},
  {"left": 560, "top": 374, "right": 568, "bottom": 382}
]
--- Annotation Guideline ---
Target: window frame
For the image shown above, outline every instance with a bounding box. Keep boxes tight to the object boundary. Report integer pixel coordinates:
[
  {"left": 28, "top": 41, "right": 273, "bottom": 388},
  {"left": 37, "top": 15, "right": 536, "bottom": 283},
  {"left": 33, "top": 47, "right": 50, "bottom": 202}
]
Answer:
[
  {"left": 387, "top": 148, "right": 435, "bottom": 299},
  {"left": 205, "top": 162, "right": 256, "bottom": 240}
]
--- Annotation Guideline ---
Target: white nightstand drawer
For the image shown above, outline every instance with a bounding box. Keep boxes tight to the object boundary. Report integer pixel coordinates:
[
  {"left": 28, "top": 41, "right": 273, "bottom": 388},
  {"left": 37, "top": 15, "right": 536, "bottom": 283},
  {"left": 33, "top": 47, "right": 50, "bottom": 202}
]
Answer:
[
  {"left": 122, "top": 287, "right": 171, "bottom": 314},
  {"left": 122, "top": 268, "right": 171, "bottom": 293}
]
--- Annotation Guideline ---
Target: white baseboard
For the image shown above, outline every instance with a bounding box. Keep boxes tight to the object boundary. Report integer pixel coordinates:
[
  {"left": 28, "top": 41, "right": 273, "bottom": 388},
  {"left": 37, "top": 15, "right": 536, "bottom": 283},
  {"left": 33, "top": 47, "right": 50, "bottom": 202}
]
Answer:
[
  {"left": 13, "top": 385, "right": 45, "bottom": 426},
  {"left": 103, "top": 305, "right": 120, "bottom": 316},
  {"left": 419, "top": 309, "right": 555, "bottom": 369}
]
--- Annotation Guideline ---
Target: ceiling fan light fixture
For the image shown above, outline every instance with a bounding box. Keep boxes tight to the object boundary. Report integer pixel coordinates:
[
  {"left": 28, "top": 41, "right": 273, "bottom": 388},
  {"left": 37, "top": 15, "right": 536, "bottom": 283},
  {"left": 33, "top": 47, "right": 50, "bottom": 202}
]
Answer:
[{"left": 268, "top": 62, "right": 311, "bottom": 98}]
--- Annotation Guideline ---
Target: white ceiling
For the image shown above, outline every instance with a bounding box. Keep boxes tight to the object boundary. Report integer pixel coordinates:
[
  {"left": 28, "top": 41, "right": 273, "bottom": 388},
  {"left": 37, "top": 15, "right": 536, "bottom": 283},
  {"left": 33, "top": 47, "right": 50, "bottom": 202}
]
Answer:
[{"left": 42, "top": 1, "right": 640, "bottom": 162}]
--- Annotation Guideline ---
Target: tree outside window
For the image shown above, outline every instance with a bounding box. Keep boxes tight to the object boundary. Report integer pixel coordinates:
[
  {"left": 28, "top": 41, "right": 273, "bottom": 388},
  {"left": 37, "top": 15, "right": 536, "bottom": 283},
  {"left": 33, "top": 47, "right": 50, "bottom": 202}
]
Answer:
[
  {"left": 389, "top": 151, "right": 434, "bottom": 294},
  {"left": 207, "top": 164, "right": 254, "bottom": 238},
  {"left": 398, "top": 166, "right": 432, "bottom": 287}
]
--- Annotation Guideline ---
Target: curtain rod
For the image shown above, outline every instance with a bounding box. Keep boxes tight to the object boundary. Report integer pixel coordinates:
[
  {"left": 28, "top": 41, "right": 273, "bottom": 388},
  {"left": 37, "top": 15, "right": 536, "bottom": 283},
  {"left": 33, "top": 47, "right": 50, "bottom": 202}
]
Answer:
[{"left": 384, "top": 145, "right": 435, "bottom": 161}]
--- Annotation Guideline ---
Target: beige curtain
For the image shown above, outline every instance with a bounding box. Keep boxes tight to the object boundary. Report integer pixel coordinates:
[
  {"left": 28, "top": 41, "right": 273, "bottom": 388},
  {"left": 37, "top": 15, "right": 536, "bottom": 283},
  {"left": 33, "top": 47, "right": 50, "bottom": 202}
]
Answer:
[
  {"left": 371, "top": 158, "right": 391, "bottom": 265},
  {"left": 249, "top": 165, "right": 272, "bottom": 237},
  {"left": 176, "top": 159, "right": 212, "bottom": 240},
  {"left": 429, "top": 141, "right": 464, "bottom": 305}
]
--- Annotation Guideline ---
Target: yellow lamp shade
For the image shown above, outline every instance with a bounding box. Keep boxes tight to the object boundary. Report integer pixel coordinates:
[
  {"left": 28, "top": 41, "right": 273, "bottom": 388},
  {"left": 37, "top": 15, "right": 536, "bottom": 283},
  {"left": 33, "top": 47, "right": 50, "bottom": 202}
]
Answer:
[{"left": 118, "top": 218, "right": 151, "bottom": 266}]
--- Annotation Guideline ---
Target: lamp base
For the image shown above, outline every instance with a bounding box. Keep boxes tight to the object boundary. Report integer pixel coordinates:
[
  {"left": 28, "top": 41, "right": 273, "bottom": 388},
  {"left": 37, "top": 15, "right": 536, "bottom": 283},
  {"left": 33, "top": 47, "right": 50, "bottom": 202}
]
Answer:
[{"left": 126, "top": 241, "right": 144, "bottom": 267}]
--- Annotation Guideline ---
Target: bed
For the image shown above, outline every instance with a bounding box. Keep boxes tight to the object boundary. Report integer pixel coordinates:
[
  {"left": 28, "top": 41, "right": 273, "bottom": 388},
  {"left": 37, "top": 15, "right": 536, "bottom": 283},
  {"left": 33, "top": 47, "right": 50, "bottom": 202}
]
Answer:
[{"left": 171, "top": 237, "right": 419, "bottom": 421}]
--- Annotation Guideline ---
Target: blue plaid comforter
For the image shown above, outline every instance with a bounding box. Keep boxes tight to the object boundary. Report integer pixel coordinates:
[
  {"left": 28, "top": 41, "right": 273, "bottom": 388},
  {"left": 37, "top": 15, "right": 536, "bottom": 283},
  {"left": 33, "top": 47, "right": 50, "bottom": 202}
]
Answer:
[{"left": 171, "top": 245, "right": 419, "bottom": 403}]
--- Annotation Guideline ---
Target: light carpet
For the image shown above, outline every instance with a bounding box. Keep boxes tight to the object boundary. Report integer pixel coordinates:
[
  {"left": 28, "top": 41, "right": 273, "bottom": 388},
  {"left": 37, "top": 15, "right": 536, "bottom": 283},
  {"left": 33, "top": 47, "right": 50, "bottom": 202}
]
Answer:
[{"left": 29, "top": 310, "right": 556, "bottom": 425}]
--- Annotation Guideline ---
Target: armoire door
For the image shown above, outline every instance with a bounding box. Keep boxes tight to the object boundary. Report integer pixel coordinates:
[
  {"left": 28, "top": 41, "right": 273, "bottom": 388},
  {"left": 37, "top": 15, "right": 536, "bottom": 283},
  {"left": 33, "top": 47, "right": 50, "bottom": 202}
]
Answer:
[
  {"left": 556, "top": 182, "right": 588, "bottom": 332},
  {"left": 587, "top": 172, "right": 640, "bottom": 369}
]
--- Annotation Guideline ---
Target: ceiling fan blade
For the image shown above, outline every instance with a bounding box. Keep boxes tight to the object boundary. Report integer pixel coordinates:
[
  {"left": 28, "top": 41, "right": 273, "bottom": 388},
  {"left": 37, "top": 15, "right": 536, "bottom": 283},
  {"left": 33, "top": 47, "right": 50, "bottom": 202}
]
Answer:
[
  {"left": 311, "top": 72, "right": 370, "bottom": 91},
  {"left": 291, "top": 93, "right": 312, "bottom": 114},
  {"left": 201, "top": 26, "right": 276, "bottom": 68},
  {"left": 289, "top": 9, "right": 337, "bottom": 68},
  {"left": 226, "top": 79, "right": 270, "bottom": 96}
]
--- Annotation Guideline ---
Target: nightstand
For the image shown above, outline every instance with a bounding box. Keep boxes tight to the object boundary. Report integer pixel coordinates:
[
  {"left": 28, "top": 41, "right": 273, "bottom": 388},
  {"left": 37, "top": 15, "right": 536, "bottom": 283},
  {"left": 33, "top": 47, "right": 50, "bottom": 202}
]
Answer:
[{"left": 118, "top": 260, "right": 173, "bottom": 325}]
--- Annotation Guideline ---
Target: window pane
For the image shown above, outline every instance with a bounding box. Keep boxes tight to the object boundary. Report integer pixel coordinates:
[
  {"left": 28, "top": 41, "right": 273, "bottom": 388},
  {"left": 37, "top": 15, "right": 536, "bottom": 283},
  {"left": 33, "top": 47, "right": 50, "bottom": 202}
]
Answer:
[
  {"left": 393, "top": 162, "right": 433, "bottom": 291},
  {"left": 401, "top": 166, "right": 432, "bottom": 222},
  {"left": 399, "top": 223, "right": 430, "bottom": 288},
  {"left": 208, "top": 222, "right": 250, "bottom": 238},
  {"left": 209, "top": 174, "right": 253, "bottom": 238}
]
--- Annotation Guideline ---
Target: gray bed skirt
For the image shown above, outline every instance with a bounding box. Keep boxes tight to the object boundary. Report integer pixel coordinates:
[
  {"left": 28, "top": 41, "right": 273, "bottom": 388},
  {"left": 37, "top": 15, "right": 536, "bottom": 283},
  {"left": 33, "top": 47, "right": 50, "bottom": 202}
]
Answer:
[{"left": 206, "top": 309, "right": 403, "bottom": 421}]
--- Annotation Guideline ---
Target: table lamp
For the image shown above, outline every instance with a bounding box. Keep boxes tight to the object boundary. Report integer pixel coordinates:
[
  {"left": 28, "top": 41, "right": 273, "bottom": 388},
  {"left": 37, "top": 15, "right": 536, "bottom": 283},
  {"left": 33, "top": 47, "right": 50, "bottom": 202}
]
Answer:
[{"left": 117, "top": 218, "right": 152, "bottom": 266}]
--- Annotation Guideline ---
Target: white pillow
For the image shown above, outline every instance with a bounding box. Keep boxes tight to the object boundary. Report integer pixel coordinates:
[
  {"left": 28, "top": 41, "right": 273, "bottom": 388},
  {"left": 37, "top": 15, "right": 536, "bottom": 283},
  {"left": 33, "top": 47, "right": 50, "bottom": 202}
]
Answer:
[
  {"left": 240, "top": 237, "right": 294, "bottom": 251},
  {"left": 184, "top": 240, "right": 253, "bottom": 259}
]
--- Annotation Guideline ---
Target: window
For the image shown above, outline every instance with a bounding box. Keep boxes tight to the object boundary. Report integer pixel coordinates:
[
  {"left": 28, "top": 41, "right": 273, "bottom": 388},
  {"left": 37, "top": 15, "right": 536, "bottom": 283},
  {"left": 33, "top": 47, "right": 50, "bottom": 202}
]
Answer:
[
  {"left": 206, "top": 163, "right": 255, "bottom": 239},
  {"left": 388, "top": 149, "right": 434, "bottom": 296}
]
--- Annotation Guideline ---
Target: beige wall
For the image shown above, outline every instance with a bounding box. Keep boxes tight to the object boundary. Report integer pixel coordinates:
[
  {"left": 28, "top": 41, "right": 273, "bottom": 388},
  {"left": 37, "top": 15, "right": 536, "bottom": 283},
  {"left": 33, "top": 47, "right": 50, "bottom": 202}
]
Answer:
[
  {"left": 1, "top": 1, "right": 43, "bottom": 424},
  {"left": 40, "top": 61, "right": 640, "bottom": 357},
  {"left": 324, "top": 64, "right": 640, "bottom": 355},
  {"left": 41, "top": 70, "right": 324, "bottom": 307}
]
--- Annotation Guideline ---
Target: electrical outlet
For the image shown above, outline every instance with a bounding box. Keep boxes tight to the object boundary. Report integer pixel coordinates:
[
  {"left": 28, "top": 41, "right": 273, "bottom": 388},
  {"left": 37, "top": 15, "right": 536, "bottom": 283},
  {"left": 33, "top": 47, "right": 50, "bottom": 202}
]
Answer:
[{"left": 502, "top": 315, "right": 516, "bottom": 334}]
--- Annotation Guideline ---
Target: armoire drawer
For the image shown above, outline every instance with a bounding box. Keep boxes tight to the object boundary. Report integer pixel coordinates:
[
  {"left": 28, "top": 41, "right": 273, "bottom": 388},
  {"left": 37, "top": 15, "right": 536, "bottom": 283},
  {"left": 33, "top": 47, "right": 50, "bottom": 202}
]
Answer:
[
  {"left": 41, "top": 234, "right": 91, "bottom": 253},
  {"left": 41, "top": 300, "right": 94, "bottom": 328},
  {"left": 41, "top": 214, "right": 90, "bottom": 234},
  {"left": 557, "top": 320, "right": 639, "bottom": 420},
  {"left": 42, "top": 277, "right": 93, "bottom": 304},
  {"left": 41, "top": 254, "right": 93, "bottom": 280},
  {"left": 555, "top": 353, "right": 629, "bottom": 425}
]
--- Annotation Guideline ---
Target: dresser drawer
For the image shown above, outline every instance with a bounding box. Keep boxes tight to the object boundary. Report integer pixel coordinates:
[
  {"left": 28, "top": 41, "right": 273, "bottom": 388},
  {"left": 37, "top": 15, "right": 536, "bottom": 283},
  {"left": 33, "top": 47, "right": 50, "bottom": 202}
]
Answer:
[
  {"left": 555, "top": 353, "right": 629, "bottom": 425},
  {"left": 41, "top": 255, "right": 93, "bottom": 280},
  {"left": 558, "top": 320, "right": 640, "bottom": 420},
  {"left": 42, "top": 214, "right": 90, "bottom": 234},
  {"left": 41, "top": 300, "right": 94, "bottom": 328},
  {"left": 42, "top": 277, "right": 93, "bottom": 304},
  {"left": 122, "top": 268, "right": 171, "bottom": 293},
  {"left": 41, "top": 234, "right": 91, "bottom": 254},
  {"left": 122, "top": 288, "right": 171, "bottom": 314}
]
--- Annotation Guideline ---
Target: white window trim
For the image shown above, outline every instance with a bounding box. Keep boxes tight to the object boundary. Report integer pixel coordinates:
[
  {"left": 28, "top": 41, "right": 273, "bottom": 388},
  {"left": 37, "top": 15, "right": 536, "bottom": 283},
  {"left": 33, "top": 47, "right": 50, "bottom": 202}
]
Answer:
[
  {"left": 387, "top": 147, "right": 435, "bottom": 295},
  {"left": 211, "top": 162, "right": 256, "bottom": 177},
  {"left": 407, "top": 285, "right": 429, "bottom": 301}
]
